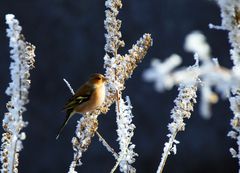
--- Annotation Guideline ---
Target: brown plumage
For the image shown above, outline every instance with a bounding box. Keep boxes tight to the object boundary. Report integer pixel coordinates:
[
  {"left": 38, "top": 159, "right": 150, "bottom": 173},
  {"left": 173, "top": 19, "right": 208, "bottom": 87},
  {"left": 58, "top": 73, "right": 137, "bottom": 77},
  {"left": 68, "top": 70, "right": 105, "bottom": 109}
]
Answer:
[{"left": 56, "top": 73, "right": 106, "bottom": 139}]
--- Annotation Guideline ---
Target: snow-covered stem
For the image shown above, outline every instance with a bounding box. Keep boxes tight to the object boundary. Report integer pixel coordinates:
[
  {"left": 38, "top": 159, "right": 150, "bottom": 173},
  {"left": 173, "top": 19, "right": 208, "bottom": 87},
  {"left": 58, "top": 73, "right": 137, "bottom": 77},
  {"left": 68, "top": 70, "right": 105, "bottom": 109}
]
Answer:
[
  {"left": 156, "top": 62, "right": 199, "bottom": 173},
  {"left": 1, "top": 14, "right": 35, "bottom": 173}
]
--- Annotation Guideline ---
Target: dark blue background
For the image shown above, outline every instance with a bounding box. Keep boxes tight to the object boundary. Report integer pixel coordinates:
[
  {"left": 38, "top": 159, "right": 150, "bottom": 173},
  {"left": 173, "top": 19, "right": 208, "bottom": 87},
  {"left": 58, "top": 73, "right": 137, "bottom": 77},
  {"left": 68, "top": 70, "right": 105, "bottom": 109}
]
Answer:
[{"left": 0, "top": 0, "right": 236, "bottom": 172}]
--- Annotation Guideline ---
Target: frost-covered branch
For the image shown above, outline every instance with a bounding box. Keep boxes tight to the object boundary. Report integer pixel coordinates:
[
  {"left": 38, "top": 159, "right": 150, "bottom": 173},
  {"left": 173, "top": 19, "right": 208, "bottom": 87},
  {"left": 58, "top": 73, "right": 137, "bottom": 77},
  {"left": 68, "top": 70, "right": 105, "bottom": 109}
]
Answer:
[
  {"left": 110, "top": 96, "right": 137, "bottom": 173},
  {"left": 216, "top": 0, "right": 240, "bottom": 68},
  {"left": 63, "top": 78, "right": 75, "bottom": 95},
  {"left": 104, "top": 0, "right": 125, "bottom": 56},
  {"left": 143, "top": 31, "right": 232, "bottom": 119},
  {"left": 214, "top": 0, "right": 240, "bottom": 171},
  {"left": 69, "top": 0, "right": 152, "bottom": 171},
  {"left": 96, "top": 131, "right": 119, "bottom": 159},
  {"left": 156, "top": 62, "right": 199, "bottom": 173},
  {"left": 1, "top": 14, "right": 35, "bottom": 173},
  {"left": 69, "top": 116, "right": 98, "bottom": 172}
]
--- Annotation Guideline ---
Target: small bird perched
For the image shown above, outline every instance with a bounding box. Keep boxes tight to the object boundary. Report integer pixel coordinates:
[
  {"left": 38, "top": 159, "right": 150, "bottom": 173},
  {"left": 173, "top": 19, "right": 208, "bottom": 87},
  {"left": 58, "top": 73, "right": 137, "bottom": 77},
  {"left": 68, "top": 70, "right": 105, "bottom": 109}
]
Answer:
[{"left": 56, "top": 73, "right": 107, "bottom": 139}]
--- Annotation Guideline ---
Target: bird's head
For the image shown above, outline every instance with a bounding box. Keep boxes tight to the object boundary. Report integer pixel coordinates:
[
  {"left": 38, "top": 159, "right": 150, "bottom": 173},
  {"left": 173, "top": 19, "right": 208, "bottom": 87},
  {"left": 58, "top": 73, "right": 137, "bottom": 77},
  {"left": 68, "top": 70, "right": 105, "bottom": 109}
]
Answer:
[{"left": 89, "top": 73, "right": 107, "bottom": 87}]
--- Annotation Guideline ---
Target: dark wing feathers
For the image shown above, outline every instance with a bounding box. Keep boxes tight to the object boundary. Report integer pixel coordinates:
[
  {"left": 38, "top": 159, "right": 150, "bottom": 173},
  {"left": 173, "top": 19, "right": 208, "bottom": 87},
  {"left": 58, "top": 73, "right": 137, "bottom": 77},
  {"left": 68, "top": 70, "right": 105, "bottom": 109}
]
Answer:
[
  {"left": 63, "top": 82, "right": 93, "bottom": 111},
  {"left": 57, "top": 83, "right": 94, "bottom": 139}
]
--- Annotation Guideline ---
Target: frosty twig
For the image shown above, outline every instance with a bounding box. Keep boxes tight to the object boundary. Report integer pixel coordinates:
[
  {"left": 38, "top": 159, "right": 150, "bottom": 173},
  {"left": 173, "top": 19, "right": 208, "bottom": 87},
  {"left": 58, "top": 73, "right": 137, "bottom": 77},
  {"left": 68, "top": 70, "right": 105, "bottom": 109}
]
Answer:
[
  {"left": 156, "top": 61, "right": 199, "bottom": 173},
  {"left": 216, "top": 1, "right": 240, "bottom": 172},
  {"left": 110, "top": 96, "right": 137, "bottom": 173},
  {"left": 1, "top": 14, "right": 35, "bottom": 173}
]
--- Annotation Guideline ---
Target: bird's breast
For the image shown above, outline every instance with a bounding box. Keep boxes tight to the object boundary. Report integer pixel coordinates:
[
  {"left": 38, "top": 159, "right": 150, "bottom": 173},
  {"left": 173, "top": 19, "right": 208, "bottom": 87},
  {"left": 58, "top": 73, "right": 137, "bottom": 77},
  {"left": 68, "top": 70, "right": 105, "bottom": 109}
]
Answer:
[{"left": 93, "top": 84, "right": 106, "bottom": 106}]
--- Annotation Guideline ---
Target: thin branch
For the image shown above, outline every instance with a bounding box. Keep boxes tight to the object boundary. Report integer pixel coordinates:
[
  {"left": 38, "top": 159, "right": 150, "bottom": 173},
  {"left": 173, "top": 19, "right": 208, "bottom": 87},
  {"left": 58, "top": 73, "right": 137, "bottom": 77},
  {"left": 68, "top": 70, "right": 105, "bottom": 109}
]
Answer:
[
  {"left": 96, "top": 131, "right": 119, "bottom": 159},
  {"left": 156, "top": 61, "right": 199, "bottom": 173},
  {"left": 1, "top": 14, "right": 35, "bottom": 173},
  {"left": 63, "top": 78, "right": 75, "bottom": 95}
]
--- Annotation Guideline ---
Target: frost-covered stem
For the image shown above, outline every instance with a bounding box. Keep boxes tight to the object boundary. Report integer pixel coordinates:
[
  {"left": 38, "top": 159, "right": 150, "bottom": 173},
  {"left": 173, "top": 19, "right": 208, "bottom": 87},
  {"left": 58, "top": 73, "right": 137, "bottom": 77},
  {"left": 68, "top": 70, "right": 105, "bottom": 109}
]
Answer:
[
  {"left": 111, "top": 161, "right": 120, "bottom": 173},
  {"left": 69, "top": 115, "right": 98, "bottom": 172},
  {"left": 110, "top": 97, "right": 130, "bottom": 173},
  {"left": 96, "top": 131, "right": 118, "bottom": 159},
  {"left": 228, "top": 95, "right": 240, "bottom": 173},
  {"left": 104, "top": 0, "right": 125, "bottom": 56},
  {"left": 104, "top": 2, "right": 151, "bottom": 166},
  {"left": 110, "top": 136, "right": 133, "bottom": 173},
  {"left": 69, "top": 0, "right": 151, "bottom": 169},
  {"left": 1, "top": 14, "right": 35, "bottom": 173},
  {"left": 63, "top": 78, "right": 75, "bottom": 95},
  {"left": 111, "top": 96, "right": 137, "bottom": 173},
  {"left": 157, "top": 130, "right": 177, "bottom": 173},
  {"left": 216, "top": 1, "right": 240, "bottom": 171},
  {"left": 217, "top": 0, "right": 240, "bottom": 68},
  {"left": 156, "top": 62, "right": 199, "bottom": 173}
]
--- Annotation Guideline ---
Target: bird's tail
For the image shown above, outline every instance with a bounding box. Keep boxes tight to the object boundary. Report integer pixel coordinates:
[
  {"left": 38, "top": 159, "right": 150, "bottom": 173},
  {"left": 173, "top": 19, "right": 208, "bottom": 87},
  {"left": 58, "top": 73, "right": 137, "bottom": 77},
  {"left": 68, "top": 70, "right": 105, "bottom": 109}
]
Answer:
[{"left": 56, "top": 109, "right": 74, "bottom": 140}]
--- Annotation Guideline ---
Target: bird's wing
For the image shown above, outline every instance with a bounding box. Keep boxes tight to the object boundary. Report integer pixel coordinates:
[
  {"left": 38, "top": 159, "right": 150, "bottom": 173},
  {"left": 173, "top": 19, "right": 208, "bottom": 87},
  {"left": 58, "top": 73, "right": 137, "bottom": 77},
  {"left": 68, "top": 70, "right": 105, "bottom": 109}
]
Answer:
[{"left": 63, "top": 82, "right": 94, "bottom": 110}]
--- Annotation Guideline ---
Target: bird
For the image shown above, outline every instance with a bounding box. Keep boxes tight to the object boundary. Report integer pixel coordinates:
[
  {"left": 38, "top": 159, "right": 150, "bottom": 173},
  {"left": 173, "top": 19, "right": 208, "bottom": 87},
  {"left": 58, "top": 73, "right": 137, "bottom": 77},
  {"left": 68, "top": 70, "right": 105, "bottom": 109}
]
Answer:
[{"left": 56, "top": 73, "right": 107, "bottom": 139}]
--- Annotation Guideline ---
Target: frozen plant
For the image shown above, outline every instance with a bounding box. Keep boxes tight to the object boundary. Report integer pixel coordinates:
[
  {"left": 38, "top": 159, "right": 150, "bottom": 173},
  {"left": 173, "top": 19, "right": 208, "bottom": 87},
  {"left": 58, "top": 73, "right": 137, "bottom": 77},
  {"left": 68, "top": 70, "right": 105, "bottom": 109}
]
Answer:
[
  {"left": 143, "top": 31, "right": 232, "bottom": 119},
  {"left": 144, "top": 0, "right": 240, "bottom": 172},
  {"left": 214, "top": 0, "right": 240, "bottom": 172},
  {"left": 68, "top": 0, "right": 152, "bottom": 171},
  {"left": 156, "top": 59, "right": 199, "bottom": 173},
  {"left": 111, "top": 96, "right": 137, "bottom": 173},
  {"left": 1, "top": 14, "right": 35, "bottom": 173}
]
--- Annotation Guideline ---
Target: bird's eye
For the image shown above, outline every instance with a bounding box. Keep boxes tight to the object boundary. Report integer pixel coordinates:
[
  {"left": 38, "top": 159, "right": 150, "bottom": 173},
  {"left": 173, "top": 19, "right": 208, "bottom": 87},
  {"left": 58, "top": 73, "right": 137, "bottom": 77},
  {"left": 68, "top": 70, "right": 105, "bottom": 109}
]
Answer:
[{"left": 96, "top": 77, "right": 101, "bottom": 80}]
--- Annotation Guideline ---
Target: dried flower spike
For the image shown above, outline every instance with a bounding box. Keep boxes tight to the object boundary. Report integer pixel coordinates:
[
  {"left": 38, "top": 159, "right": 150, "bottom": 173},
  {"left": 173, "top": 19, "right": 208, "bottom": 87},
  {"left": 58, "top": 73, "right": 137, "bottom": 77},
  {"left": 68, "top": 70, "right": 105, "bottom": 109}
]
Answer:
[{"left": 1, "top": 14, "right": 35, "bottom": 173}]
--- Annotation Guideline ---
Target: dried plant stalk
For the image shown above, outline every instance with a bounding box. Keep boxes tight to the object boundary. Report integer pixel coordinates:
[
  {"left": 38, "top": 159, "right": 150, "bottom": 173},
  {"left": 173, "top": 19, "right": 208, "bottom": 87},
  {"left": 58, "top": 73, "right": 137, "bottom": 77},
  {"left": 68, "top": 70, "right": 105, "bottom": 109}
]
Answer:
[
  {"left": 156, "top": 61, "right": 199, "bottom": 173},
  {"left": 216, "top": 1, "right": 240, "bottom": 172},
  {"left": 69, "top": 0, "right": 152, "bottom": 171},
  {"left": 1, "top": 14, "right": 35, "bottom": 173}
]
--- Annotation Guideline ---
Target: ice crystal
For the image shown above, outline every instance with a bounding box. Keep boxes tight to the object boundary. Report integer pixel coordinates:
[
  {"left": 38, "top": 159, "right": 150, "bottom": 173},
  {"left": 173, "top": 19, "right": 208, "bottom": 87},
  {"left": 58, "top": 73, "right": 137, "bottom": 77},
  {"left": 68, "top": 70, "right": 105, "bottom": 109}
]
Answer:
[{"left": 1, "top": 14, "right": 35, "bottom": 173}]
